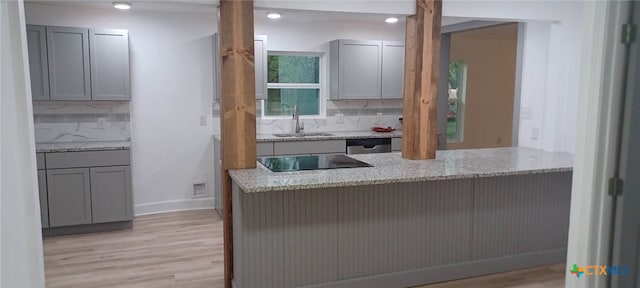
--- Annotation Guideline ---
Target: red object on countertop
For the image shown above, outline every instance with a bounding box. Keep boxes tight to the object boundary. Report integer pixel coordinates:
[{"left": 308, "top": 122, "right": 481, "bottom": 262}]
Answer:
[{"left": 372, "top": 126, "right": 396, "bottom": 132}]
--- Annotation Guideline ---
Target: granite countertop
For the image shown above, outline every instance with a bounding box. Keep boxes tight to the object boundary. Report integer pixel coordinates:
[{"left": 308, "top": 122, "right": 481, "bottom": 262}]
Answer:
[
  {"left": 214, "top": 130, "right": 403, "bottom": 142},
  {"left": 229, "top": 147, "right": 574, "bottom": 193},
  {"left": 36, "top": 141, "right": 131, "bottom": 153}
]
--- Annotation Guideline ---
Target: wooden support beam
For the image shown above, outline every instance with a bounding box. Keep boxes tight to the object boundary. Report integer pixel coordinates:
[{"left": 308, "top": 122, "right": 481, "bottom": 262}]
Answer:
[
  {"left": 402, "top": 0, "right": 442, "bottom": 160},
  {"left": 218, "top": 0, "right": 256, "bottom": 287}
]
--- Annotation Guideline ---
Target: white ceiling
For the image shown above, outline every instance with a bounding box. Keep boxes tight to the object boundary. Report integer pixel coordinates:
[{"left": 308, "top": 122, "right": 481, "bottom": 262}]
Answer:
[{"left": 26, "top": 0, "right": 481, "bottom": 27}]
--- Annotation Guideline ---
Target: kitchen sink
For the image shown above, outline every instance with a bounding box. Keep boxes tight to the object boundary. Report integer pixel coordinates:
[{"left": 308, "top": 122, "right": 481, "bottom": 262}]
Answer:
[{"left": 273, "top": 132, "right": 334, "bottom": 138}]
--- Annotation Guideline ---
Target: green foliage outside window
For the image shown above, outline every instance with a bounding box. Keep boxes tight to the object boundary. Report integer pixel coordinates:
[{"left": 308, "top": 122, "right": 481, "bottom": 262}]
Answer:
[{"left": 265, "top": 54, "right": 321, "bottom": 117}]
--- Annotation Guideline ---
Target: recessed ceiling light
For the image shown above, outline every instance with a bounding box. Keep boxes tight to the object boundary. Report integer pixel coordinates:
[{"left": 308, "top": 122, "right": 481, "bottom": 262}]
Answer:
[
  {"left": 113, "top": 2, "right": 131, "bottom": 10},
  {"left": 267, "top": 12, "right": 281, "bottom": 19},
  {"left": 385, "top": 17, "right": 399, "bottom": 24}
]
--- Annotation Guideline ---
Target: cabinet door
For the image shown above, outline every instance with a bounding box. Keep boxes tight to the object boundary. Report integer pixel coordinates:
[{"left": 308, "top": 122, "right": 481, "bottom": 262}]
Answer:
[
  {"left": 334, "top": 40, "right": 382, "bottom": 99},
  {"left": 212, "top": 34, "right": 221, "bottom": 101},
  {"left": 273, "top": 140, "right": 346, "bottom": 156},
  {"left": 26, "top": 25, "right": 50, "bottom": 101},
  {"left": 254, "top": 35, "right": 268, "bottom": 100},
  {"left": 90, "top": 166, "right": 133, "bottom": 223},
  {"left": 47, "top": 168, "right": 91, "bottom": 227},
  {"left": 37, "top": 170, "right": 49, "bottom": 228},
  {"left": 214, "top": 35, "right": 267, "bottom": 100},
  {"left": 90, "top": 29, "right": 130, "bottom": 100},
  {"left": 46, "top": 26, "right": 91, "bottom": 101},
  {"left": 213, "top": 138, "right": 222, "bottom": 217},
  {"left": 381, "top": 41, "right": 405, "bottom": 99}
]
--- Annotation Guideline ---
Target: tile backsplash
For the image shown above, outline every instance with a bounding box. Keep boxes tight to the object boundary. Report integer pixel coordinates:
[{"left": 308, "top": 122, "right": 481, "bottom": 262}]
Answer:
[
  {"left": 33, "top": 101, "right": 130, "bottom": 143},
  {"left": 212, "top": 99, "right": 403, "bottom": 135}
]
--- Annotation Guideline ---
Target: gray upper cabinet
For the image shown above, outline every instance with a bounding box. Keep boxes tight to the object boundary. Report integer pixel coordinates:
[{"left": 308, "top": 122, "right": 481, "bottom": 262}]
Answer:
[
  {"left": 212, "top": 34, "right": 268, "bottom": 100},
  {"left": 46, "top": 26, "right": 91, "bottom": 101},
  {"left": 381, "top": 41, "right": 405, "bottom": 99},
  {"left": 254, "top": 35, "right": 268, "bottom": 100},
  {"left": 90, "top": 166, "right": 132, "bottom": 223},
  {"left": 330, "top": 40, "right": 383, "bottom": 100},
  {"left": 90, "top": 29, "right": 130, "bottom": 100},
  {"left": 26, "top": 25, "right": 50, "bottom": 101},
  {"left": 37, "top": 170, "right": 49, "bottom": 228},
  {"left": 47, "top": 168, "right": 92, "bottom": 227}
]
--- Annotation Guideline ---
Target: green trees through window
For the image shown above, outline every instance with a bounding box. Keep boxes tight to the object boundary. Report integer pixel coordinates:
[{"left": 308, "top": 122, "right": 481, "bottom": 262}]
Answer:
[
  {"left": 447, "top": 62, "right": 466, "bottom": 141},
  {"left": 264, "top": 54, "right": 322, "bottom": 116}
]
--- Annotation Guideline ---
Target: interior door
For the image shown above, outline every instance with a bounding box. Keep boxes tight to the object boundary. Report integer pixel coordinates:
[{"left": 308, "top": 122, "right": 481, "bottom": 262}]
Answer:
[{"left": 611, "top": 3, "right": 640, "bottom": 287}]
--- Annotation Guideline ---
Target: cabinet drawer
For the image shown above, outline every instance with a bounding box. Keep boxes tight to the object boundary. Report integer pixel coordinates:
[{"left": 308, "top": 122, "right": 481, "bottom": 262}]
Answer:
[
  {"left": 257, "top": 142, "right": 274, "bottom": 156},
  {"left": 274, "top": 140, "right": 346, "bottom": 155},
  {"left": 46, "top": 150, "right": 130, "bottom": 169},
  {"left": 37, "top": 153, "right": 45, "bottom": 169},
  {"left": 391, "top": 138, "right": 402, "bottom": 151}
]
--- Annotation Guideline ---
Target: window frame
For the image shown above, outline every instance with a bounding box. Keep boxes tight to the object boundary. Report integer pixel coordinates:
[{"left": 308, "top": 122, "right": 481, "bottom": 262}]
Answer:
[
  {"left": 261, "top": 51, "right": 326, "bottom": 119},
  {"left": 447, "top": 62, "right": 467, "bottom": 143}
]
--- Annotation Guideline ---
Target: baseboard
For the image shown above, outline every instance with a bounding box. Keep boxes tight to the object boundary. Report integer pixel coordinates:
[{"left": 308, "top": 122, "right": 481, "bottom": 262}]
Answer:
[
  {"left": 134, "top": 197, "right": 214, "bottom": 216},
  {"left": 43, "top": 221, "right": 132, "bottom": 237},
  {"left": 304, "top": 249, "right": 567, "bottom": 288}
]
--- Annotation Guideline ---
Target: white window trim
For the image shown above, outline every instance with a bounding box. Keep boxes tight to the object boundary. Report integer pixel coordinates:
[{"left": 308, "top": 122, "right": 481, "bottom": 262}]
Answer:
[
  {"left": 447, "top": 63, "right": 467, "bottom": 143},
  {"left": 261, "top": 51, "right": 326, "bottom": 120}
]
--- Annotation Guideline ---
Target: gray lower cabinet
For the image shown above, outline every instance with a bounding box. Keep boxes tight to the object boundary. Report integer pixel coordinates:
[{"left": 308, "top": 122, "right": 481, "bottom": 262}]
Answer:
[
  {"left": 38, "top": 150, "right": 132, "bottom": 231},
  {"left": 46, "top": 168, "right": 92, "bottom": 227},
  {"left": 37, "top": 170, "right": 49, "bottom": 228},
  {"left": 46, "top": 26, "right": 91, "bottom": 101},
  {"left": 214, "top": 139, "right": 273, "bottom": 217},
  {"left": 213, "top": 138, "right": 222, "bottom": 217},
  {"left": 26, "top": 25, "right": 50, "bottom": 101},
  {"left": 273, "top": 140, "right": 346, "bottom": 155},
  {"left": 89, "top": 29, "right": 131, "bottom": 100},
  {"left": 90, "top": 166, "right": 132, "bottom": 223},
  {"left": 391, "top": 137, "right": 402, "bottom": 151}
]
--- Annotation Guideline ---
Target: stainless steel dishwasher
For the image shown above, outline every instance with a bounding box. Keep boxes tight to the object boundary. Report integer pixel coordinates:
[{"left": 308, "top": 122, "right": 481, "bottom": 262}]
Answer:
[{"left": 346, "top": 138, "right": 392, "bottom": 154}]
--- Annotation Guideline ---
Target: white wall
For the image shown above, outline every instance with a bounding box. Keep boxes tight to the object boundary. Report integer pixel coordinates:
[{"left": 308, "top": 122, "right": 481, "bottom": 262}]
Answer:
[
  {"left": 255, "top": 0, "right": 415, "bottom": 15},
  {"left": 1, "top": 0, "right": 46, "bottom": 286},
  {"left": 250, "top": 11, "right": 406, "bottom": 134},
  {"left": 255, "top": 0, "right": 584, "bottom": 153},
  {"left": 24, "top": 3, "right": 218, "bottom": 215},
  {"left": 442, "top": 0, "right": 583, "bottom": 153}
]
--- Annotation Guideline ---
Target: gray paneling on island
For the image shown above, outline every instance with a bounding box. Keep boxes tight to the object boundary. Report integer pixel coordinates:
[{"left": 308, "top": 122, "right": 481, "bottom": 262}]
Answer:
[{"left": 229, "top": 148, "right": 574, "bottom": 288}]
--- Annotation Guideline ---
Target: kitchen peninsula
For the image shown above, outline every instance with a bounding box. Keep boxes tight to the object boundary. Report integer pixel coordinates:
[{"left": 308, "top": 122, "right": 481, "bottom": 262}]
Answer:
[{"left": 228, "top": 147, "right": 573, "bottom": 288}]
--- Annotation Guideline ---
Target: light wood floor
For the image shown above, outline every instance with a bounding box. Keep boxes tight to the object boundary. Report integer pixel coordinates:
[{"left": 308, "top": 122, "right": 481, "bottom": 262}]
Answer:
[{"left": 43, "top": 210, "right": 565, "bottom": 288}]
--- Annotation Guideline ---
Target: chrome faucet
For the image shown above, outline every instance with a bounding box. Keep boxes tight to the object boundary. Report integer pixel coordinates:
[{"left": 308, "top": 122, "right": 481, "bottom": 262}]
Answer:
[{"left": 293, "top": 105, "right": 304, "bottom": 134}]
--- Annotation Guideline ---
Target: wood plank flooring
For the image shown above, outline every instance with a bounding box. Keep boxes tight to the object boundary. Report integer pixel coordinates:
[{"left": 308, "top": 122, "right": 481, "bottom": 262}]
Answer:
[
  {"left": 43, "top": 210, "right": 223, "bottom": 288},
  {"left": 43, "top": 209, "right": 565, "bottom": 288}
]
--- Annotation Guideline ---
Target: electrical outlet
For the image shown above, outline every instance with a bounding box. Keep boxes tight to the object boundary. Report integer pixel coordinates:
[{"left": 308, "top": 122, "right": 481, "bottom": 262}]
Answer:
[
  {"left": 520, "top": 107, "right": 533, "bottom": 119},
  {"left": 200, "top": 115, "right": 208, "bottom": 126},
  {"left": 335, "top": 113, "right": 344, "bottom": 124},
  {"left": 531, "top": 127, "right": 539, "bottom": 140},
  {"left": 97, "top": 118, "right": 107, "bottom": 129}
]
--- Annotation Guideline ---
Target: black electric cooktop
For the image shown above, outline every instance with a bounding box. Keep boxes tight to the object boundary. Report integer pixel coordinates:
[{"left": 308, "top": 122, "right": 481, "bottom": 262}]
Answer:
[{"left": 258, "top": 154, "right": 373, "bottom": 172}]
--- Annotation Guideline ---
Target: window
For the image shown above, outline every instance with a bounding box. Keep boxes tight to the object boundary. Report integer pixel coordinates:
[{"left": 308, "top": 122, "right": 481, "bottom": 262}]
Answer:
[
  {"left": 447, "top": 62, "right": 467, "bottom": 142},
  {"left": 263, "top": 52, "right": 324, "bottom": 117}
]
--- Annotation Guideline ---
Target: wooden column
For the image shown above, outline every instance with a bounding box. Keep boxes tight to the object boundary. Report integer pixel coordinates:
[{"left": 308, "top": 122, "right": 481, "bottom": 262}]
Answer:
[
  {"left": 218, "top": 0, "right": 256, "bottom": 287},
  {"left": 402, "top": 0, "right": 442, "bottom": 160}
]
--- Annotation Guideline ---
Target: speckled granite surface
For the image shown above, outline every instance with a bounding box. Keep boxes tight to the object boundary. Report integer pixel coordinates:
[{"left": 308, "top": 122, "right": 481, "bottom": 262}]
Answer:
[
  {"left": 213, "top": 130, "right": 402, "bottom": 142},
  {"left": 36, "top": 141, "right": 131, "bottom": 153},
  {"left": 229, "top": 147, "right": 574, "bottom": 193}
]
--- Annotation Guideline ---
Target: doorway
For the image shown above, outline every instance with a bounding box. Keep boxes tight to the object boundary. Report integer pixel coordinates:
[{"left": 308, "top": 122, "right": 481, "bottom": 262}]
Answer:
[
  {"left": 610, "top": 2, "right": 640, "bottom": 287},
  {"left": 442, "top": 23, "right": 519, "bottom": 150}
]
